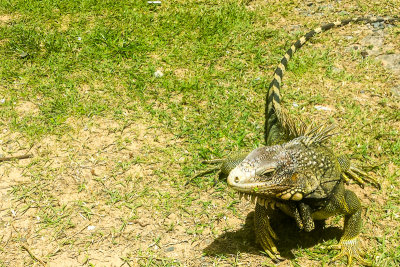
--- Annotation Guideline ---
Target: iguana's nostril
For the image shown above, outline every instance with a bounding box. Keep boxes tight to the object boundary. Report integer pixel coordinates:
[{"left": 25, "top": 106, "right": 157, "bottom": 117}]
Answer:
[{"left": 234, "top": 177, "right": 240, "bottom": 183}]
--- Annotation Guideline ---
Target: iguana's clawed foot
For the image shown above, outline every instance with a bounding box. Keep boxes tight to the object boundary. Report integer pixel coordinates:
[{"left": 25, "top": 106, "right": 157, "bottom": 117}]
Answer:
[
  {"left": 329, "top": 238, "right": 371, "bottom": 266},
  {"left": 186, "top": 158, "right": 225, "bottom": 186},
  {"left": 257, "top": 227, "right": 283, "bottom": 262},
  {"left": 187, "top": 153, "right": 247, "bottom": 186},
  {"left": 342, "top": 165, "right": 380, "bottom": 190},
  {"left": 185, "top": 166, "right": 221, "bottom": 186},
  {"left": 255, "top": 203, "right": 284, "bottom": 262},
  {"left": 254, "top": 203, "right": 283, "bottom": 262}
]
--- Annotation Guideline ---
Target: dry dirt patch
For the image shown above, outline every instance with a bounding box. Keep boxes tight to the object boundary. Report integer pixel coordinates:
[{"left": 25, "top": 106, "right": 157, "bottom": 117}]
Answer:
[
  {"left": 14, "top": 101, "right": 40, "bottom": 116},
  {"left": 0, "top": 14, "right": 12, "bottom": 24},
  {"left": 0, "top": 117, "right": 177, "bottom": 265}
]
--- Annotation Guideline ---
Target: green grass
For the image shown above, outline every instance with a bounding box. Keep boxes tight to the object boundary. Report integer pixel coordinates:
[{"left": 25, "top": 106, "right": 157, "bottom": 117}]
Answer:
[{"left": 1, "top": 0, "right": 400, "bottom": 266}]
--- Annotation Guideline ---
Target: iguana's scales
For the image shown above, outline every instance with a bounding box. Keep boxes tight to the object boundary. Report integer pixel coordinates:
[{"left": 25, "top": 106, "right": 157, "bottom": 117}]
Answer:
[{"left": 194, "top": 16, "right": 398, "bottom": 265}]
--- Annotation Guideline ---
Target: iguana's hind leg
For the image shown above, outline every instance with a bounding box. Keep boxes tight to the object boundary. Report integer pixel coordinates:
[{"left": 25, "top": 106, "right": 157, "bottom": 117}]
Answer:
[
  {"left": 338, "top": 155, "right": 380, "bottom": 189},
  {"left": 346, "top": 166, "right": 380, "bottom": 189}
]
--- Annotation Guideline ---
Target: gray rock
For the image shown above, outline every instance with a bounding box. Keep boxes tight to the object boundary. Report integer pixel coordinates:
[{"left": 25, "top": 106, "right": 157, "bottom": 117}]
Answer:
[
  {"left": 376, "top": 54, "right": 400, "bottom": 74},
  {"left": 371, "top": 21, "right": 385, "bottom": 30},
  {"left": 360, "top": 32, "right": 384, "bottom": 55},
  {"left": 391, "top": 85, "right": 400, "bottom": 98},
  {"left": 361, "top": 33, "right": 384, "bottom": 47}
]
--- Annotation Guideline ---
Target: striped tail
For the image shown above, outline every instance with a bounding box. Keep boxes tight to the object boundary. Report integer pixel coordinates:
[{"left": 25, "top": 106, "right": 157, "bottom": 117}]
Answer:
[{"left": 264, "top": 16, "right": 398, "bottom": 145}]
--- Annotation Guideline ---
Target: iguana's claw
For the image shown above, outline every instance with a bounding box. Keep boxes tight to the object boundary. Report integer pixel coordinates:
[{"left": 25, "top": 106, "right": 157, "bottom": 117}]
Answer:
[
  {"left": 329, "top": 238, "right": 371, "bottom": 266},
  {"left": 258, "top": 229, "right": 283, "bottom": 262}
]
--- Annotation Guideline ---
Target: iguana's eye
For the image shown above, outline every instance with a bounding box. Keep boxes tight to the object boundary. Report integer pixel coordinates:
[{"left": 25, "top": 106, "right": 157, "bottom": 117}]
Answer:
[
  {"left": 258, "top": 167, "right": 276, "bottom": 180},
  {"left": 258, "top": 166, "right": 276, "bottom": 176}
]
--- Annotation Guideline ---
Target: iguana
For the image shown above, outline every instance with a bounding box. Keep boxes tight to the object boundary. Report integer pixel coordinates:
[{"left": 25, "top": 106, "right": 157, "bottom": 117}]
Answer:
[{"left": 193, "top": 16, "right": 398, "bottom": 265}]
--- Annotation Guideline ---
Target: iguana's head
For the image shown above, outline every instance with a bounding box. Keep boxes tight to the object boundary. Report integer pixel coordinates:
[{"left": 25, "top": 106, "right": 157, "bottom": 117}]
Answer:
[
  {"left": 227, "top": 136, "right": 340, "bottom": 203},
  {"left": 227, "top": 144, "right": 294, "bottom": 199}
]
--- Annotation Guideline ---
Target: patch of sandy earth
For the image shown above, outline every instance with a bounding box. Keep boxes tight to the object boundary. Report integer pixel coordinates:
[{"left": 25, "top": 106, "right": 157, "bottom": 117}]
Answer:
[
  {"left": 0, "top": 132, "right": 32, "bottom": 209},
  {"left": 0, "top": 117, "right": 178, "bottom": 265},
  {"left": 0, "top": 14, "right": 12, "bottom": 24},
  {"left": 14, "top": 101, "right": 40, "bottom": 116},
  {"left": 0, "top": 14, "right": 17, "bottom": 47},
  {"left": 59, "top": 14, "right": 70, "bottom": 32}
]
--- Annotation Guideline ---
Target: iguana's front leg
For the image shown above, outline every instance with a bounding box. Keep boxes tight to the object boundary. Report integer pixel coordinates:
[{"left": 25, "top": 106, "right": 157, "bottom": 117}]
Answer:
[
  {"left": 254, "top": 203, "right": 283, "bottom": 261},
  {"left": 313, "top": 182, "right": 370, "bottom": 266}
]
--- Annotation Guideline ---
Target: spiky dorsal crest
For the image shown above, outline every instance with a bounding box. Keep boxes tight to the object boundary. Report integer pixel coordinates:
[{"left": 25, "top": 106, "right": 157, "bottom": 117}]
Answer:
[
  {"left": 302, "top": 123, "right": 336, "bottom": 145},
  {"left": 275, "top": 107, "right": 336, "bottom": 145}
]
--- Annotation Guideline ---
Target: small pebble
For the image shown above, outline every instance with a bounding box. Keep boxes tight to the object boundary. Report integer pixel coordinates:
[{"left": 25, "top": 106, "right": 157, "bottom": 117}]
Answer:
[
  {"left": 371, "top": 22, "right": 385, "bottom": 30},
  {"left": 331, "top": 67, "right": 342, "bottom": 74},
  {"left": 19, "top": 51, "right": 28, "bottom": 58},
  {"left": 314, "top": 105, "right": 332, "bottom": 111},
  {"left": 154, "top": 70, "right": 164, "bottom": 78}
]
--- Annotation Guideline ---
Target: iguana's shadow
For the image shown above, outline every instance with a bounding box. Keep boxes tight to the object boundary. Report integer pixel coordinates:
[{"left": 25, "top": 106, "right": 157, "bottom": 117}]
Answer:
[{"left": 203, "top": 208, "right": 342, "bottom": 259}]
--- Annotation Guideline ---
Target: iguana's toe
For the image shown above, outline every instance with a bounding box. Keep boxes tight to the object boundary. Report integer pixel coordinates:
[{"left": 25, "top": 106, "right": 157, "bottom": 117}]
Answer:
[
  {"left": 346, "top": 166, "right": 381, "bottom": 189},
  {"left": 185, "top": 167, "right": 221, "bottom": 186},
  {"left": 258, "top": 233, "right": 283, "bottom": 262},
  {"left": 329, "top": 237, "right": 371, "bottom": 266}
]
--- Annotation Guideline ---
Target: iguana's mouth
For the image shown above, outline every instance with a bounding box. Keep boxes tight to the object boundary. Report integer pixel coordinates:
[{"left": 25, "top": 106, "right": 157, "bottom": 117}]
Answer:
[
  {"left": 228, "top": 175, "right": 290, "bottom": 196},
  {"left": 237, "top": 192, "right": 276, "bottom": 209}
]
